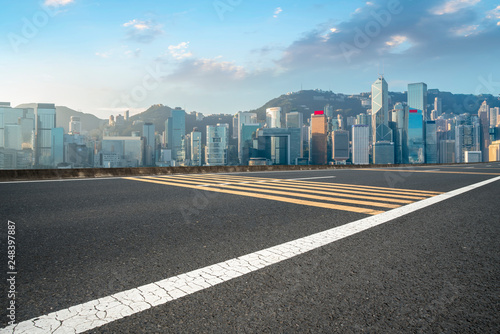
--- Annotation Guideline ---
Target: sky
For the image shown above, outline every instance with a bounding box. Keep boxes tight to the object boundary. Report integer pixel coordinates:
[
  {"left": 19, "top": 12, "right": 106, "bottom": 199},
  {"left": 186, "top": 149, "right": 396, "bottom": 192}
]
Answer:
[{"left": 1, "top": 0, "right": 499, "bottom": 119}]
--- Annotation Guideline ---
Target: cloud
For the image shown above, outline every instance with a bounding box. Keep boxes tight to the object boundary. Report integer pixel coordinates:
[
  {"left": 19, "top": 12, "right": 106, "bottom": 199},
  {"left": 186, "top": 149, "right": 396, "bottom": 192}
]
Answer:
[
  {"left": 276, "top": 0, "right": 500, "bottom": 70},
  {"left": 44, "top": 0, "right": 74, "bottom": 7},
  {"left": 486, "top": 5, "right": 500, "bottom": 25},
  {"left": 168, "top": 42, "right": 193, "bottom": 60},
  {"left": 273, "top": 7, "right": 283, "bottom": 18},
  {"left": 431, "top": 0, "right": 481, "bottom": 15},
  {"left": 123, "top": 19, "right": 163, "bottom": 43},
  {"left": 95, "top": 51, "right": 111, "bottom": 58},
  {"left": 385, "top": 35, "right": 407, "bottom": 47},
  {"left": 452, "top": 24, "right": 479, "bottom": 36}
]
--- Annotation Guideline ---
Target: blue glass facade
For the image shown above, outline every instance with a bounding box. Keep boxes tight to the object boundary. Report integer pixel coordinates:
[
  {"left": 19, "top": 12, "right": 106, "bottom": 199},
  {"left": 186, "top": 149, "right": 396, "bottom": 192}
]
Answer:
[{"left": 407, "top": 109, "right": 425, "bottom": 164}]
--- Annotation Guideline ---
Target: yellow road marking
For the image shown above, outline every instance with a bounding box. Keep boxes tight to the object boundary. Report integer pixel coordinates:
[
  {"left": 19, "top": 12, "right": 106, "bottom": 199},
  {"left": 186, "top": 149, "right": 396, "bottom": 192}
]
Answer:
[
  {"left": 169, "top": 174, "right": 441, "bottom": 196},
  {"left": 125, "top": 177, "right": 385, "bottom": 215},
  {"left": 148, "top": 176, "right": 419, "bottom": 203},
  {"left": 144, "top": 176, "right": 401, "bottom": 209},
  {"left": 271, "top": 180, "right": 436, "bottom": 197}
]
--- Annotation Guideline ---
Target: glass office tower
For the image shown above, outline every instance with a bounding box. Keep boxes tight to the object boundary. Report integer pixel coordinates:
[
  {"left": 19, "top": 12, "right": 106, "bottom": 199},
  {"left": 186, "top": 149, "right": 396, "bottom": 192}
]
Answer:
[
  {"left": 408, "top": 83, "right": 428, "bottom": 120},
  {"left": 407, "top": 109, "right": 425, "bottom": 164}
]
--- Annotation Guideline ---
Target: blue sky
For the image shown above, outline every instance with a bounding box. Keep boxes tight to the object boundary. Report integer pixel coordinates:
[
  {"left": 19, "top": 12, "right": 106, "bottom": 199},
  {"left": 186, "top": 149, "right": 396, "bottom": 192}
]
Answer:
[{"left": 1, "top": 0, "right": 499, "bottom": 118}]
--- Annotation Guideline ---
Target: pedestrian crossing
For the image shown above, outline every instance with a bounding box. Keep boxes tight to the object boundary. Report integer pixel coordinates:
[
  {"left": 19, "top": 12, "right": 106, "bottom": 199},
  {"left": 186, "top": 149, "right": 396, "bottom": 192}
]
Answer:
[{"left": 124, "top": 174, "right": 443, "bottom": 216}]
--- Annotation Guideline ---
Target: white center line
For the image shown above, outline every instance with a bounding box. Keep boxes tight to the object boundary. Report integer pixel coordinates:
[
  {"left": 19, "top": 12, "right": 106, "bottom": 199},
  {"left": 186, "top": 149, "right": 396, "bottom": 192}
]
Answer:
[{"left": 2, "top": 176, "right": 499, "bottom": 334}]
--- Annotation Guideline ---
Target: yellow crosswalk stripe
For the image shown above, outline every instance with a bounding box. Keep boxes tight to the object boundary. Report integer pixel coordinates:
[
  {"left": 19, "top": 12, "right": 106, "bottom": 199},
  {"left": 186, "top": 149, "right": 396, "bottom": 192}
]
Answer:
[
  {"left": 144, "top": 176, "right": 401, "bottom": 209},
  {"left": 125, "top": 177, "right": 385, "bottom": 215},
  {"left": 125, "top": 174, "right": 442, "bottom": 215},
  {"left": 271, "top": 180, "right": 436, "bottom": 197},
  {"left": 152, "top": 176, "right": 415, "bottom": 204},
  {"left": 175, "top": 173, "right": 442, "bottom": 196}
]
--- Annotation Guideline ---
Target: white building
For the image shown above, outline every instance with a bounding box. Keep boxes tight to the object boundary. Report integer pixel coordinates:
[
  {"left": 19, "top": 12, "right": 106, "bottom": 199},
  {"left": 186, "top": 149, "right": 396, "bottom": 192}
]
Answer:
[
  {"left": 266, "top": 107, "right": 282, "bottom": 128},
  {"left": 352, "top": 125, "right": 369, "bottom": 165},
  {"left": 206, "top": 124, "right": 228, "bottom": 166}
]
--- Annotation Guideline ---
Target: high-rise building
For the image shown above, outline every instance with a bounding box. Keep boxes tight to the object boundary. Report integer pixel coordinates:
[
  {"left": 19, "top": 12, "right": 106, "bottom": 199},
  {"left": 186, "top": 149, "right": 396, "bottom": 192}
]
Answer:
[
  {"left": 434, "top": 97, "right": 442, "bottom": 118},
  {"left": 490, "top": 107, "right": 499, "bottom": 127},
  {"left": 425, "top": 121, "right": 437, "bottom": 164},
  {"left": 455, "top": 115, "right": 480, "bottom": 163},
  {"left": 240, "top": 124, "right": 260, "bottom": 165},
  {"left": 439, "top": 140, "right": 456, "bottom": 163},
  {"left": 232, "top": 114, "right": 239, "bottom": 139},
  {"left": 478, "top": 101, "right": 490, "bottom": 161},
  {"left": 206, "top": 124, "right": 228, "bottom": 166},
  {"left": 371, "top": 76, "right": 389, "bottom": 143},
  {"left": 190, "top": 128, "right": 202, "bottom": 166},
  {"left": 408, "top": 82, "right": 428, "bottom": 120},
  {"left": 331, "top": 130, "right": 349, "bottom": 162},
  {"left": 35, "top": 103, "right": 56, "bottom": 167},
  {"left": 51, "top": 127, "right": 64, "bottom": 166},
  {"left": 166, "top": 108, "right": 186, "bottom": 163},
  {"left": 310, "top": 111, "right": 327, "bottom": 165},
  {"left": 391, "top": 103, "right": 408, "bottom": 164},
  {"left": 286, "top": 111, "right": 303, "bottom": 129},
  {"left": 266, "top": 107, "right": 282, "bottom": 128},
  {"left": 324, "top": 104, "right": 334, "bottom": 119},
  {"left": 407, "top": 109, "right": 425, "bottom": 164},
  {"left": 69, "top": 116, "right": 81, "bottom": 135},
  {"left": 373, "top": 141, "right": 395, "bottom": 164},
  {"left": 352, "top": 125, "right": 369, "bottom": 165},
  {"left": 237, "top": 112, "right": 257, "bottom": 163},
  {"left": 143, "top": 122, "right": 155, "bottom": 166}
]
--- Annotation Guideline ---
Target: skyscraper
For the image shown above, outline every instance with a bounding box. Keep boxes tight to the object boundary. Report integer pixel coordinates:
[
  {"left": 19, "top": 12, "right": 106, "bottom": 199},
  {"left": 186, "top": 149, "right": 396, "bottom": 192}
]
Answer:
[
  {"left": 69, "top": 116, "right": 81, "bottom": 135},
  {"left": 332, "top": 130, "right": 349, "bottom": 162},
  {"left": 190, "top": 128, "right": 202, "bottom": 166},
  {"left": 407, "top": 109, "right": 425, "bottom": 164},
  {"left": 408, "top": 83, "right": 428, "bottom": 120},
  {"left": 352, "top": 125, "right": 369, "bottom": 165},
  {"left": 478, "top": 101, "right": 490, "bottom": 161},
  {"left": 425, "top": 121, "right": 437, "bottom": 164},
  {"left": 391, "top": 102, "right": 408, "bottom": 164},
  {"left": 434, "top": 97, "right": 442, "bottom": 118},
  {"left": 166, "top": 108, "right": 186, "bottom": 163},
  {"left": 143, "top": 122, "right": 155, "bottom": 166},
  {"left": 35, "top": 103, "right": 56, "bottom": 167},
  {"left": 237, "top": 112, "right": 257, "bottom": 163},
  {"left": 286, "top": 111, "right": 303, "bottom": 129},
  {"left": 371, "top": 76, "right": 389, "bottom": 143},
  {"left": 266, "top": 107, "right": 282, "bottom": 128},
  {"left": 310, "top": 111, "right": 327, "bottom": 165},
  {"left": 206, "top": 124, "right": 228, "bottom": 166}
]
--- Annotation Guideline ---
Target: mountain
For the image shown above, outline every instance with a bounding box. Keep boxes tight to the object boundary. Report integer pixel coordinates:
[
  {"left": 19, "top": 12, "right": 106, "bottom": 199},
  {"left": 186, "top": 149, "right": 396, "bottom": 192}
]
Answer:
[
  {"left": 248, "top": 89, "right": 500, "bottom": 122},
  {"left": 248, "top": 89, "right": 366, "bottom": 121},
  {"left": 15, "top": 104, "right": 106, "bottom": 133},
  {"left": 122, "top": 104, "right": 235, "bottom": 143}
]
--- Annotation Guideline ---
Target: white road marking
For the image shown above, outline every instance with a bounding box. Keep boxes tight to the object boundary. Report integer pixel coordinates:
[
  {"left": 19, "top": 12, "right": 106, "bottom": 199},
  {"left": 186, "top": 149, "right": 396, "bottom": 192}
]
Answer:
[
  {"left": 2, "top": 176, "right": 500, "bottom": 334},
  {"left": 286, "top": 176, "right": 336, "bottom": 181}
]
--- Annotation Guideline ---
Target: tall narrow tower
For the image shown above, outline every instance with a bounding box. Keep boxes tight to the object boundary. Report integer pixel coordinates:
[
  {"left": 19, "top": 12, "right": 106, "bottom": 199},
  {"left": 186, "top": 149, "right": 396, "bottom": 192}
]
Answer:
[{"left": 371, "top": 76, "right": 389, "bottom": 144}]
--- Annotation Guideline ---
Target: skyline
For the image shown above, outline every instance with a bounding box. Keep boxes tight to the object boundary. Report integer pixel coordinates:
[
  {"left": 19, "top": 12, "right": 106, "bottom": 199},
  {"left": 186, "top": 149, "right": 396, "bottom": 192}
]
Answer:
[{"left": 2, "top": 0, "right": 500, "bottom": 118}]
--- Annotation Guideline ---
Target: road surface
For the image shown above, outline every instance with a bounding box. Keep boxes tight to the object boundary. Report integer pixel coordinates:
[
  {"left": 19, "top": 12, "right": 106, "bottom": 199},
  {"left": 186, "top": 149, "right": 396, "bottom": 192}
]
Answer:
[{"left": 1, "top": 164, "right": 499, "bottom": 333}]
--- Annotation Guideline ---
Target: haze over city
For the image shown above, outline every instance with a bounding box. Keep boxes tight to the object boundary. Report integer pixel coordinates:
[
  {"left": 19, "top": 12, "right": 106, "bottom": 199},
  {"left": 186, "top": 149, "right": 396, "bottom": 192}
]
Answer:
[{"left": 2, "top": 0, "right": 500, "bottom": 118}]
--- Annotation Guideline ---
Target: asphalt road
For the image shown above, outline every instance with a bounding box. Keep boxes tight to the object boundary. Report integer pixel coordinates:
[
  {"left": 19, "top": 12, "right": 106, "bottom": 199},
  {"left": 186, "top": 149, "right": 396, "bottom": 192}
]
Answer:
[{"left": 1, "top": 163, "right": 499, "bottom": 333}]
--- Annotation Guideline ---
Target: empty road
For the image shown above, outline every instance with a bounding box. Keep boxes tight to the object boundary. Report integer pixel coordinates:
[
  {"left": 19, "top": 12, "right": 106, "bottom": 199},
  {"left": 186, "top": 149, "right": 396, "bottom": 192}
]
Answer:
[{"left": 1, "top": 164, "right": 499, "bottom": 333}]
